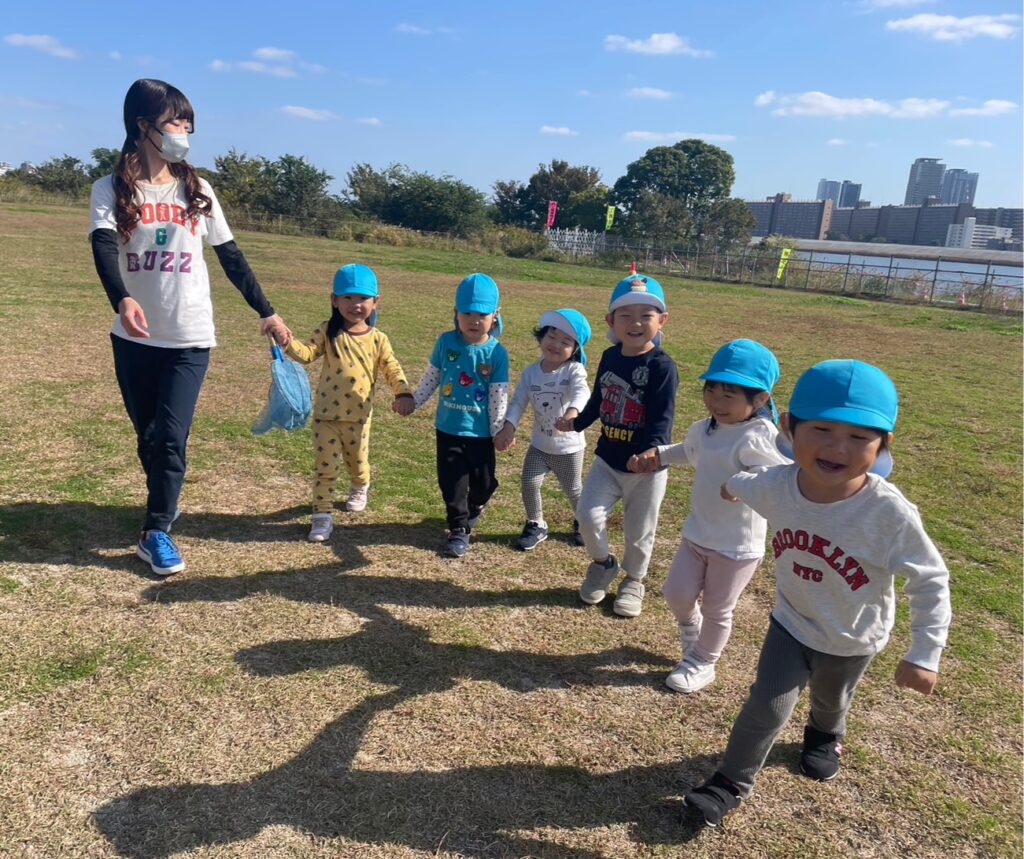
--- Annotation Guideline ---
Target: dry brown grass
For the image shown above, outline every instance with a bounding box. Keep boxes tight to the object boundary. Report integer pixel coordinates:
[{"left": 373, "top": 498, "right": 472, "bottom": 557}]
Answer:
[{"left": 0, "top": 205, "right": 1020, "bottom": 858}]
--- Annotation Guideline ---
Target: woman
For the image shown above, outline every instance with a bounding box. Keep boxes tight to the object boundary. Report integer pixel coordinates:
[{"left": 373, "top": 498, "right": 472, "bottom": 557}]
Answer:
[{"left": 90, "top": 78, "right": 291, "bottom": 576}]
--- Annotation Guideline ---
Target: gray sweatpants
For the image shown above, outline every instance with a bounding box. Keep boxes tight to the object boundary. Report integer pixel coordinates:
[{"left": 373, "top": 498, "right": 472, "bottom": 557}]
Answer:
[
  {"left": 576, "top": 456, "right": 668, "bottom": 580},
  {"left": 719, "top": 618, "right": 874, "bottom": 798}
]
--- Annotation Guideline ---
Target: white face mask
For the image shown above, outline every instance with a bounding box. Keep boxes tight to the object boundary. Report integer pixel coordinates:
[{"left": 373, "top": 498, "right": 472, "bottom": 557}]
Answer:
[{"left": 158, "top": 131, "right": 190, "bottom": 163}]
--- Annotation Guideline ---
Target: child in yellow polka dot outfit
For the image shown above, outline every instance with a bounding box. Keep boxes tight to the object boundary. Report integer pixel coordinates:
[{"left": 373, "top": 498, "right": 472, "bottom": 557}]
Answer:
[{"left": 284, "top": 264, "right": 413, "bottom": 542}]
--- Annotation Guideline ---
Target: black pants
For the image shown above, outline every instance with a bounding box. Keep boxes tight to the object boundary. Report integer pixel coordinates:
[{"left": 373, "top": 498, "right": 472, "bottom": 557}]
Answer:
[
  {"left": 111, "top": 335, "right": 210, "bottom": 532},
  {"left": 436, "top": 430, "right": 498, "bottom": 531}
]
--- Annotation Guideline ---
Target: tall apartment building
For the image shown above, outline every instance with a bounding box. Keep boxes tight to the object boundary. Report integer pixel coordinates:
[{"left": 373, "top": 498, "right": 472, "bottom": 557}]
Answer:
[
  {"left": 816, "top": 179, "right": 841, "bottom": 205},
  {"left": 746, "top": 193, "right": 833, "bottom": 239},
  {"left": 940, "top": 169, "right": 979, "bottom": 206},
  {"left": 904, "top": 158, "right": 946, "bottom": 205},
  {"left": 838, "top": 180, "right": 862, "bottom": 209},
  {"left": 945, "top": 217, "right": 1012, "bottom": 249}
]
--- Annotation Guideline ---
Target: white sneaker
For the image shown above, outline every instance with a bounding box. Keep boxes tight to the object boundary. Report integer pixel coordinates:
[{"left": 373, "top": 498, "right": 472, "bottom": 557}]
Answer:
[
  {"left": 665, "top": 657, "right": 716, "bottom": 694},
  {"left": 344, "top": 485, "right": 369, "bottom": 512},
  {"left": 308, "top": 513, "right": 334, "bottom": 542}
]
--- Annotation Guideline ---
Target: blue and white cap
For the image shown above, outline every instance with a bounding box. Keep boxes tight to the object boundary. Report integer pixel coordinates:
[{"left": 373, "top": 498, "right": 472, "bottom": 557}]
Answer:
[
  {"left": 539, "top": 308, "right": 592, "bottom": 365},
  {"left": 701, "top": 339, "right": 781, "bottom": 423},
  {"left": 608, "top": 274, "right": 666, "bottom": 313}
]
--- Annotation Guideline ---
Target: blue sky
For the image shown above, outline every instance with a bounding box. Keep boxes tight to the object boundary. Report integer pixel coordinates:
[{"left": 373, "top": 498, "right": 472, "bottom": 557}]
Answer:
[{"left": 2, "top": 0, "right": 1022, "bottom": 206}]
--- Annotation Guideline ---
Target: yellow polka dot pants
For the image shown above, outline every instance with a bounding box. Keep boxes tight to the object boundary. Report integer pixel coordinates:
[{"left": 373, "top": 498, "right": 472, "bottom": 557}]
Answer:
[{"left": 312, "top": 418, "right": 372, "bottom": 512}]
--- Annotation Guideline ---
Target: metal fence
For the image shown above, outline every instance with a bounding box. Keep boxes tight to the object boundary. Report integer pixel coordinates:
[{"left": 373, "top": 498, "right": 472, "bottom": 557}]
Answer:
[{"left": 545, "top": 228, "right": 1023, "bottom": 315}]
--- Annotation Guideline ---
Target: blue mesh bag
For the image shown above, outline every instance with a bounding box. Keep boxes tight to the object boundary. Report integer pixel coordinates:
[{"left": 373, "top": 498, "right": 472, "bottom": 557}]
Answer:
[{"left": 252, "top": 339, "right": 312, "bottom": 435}]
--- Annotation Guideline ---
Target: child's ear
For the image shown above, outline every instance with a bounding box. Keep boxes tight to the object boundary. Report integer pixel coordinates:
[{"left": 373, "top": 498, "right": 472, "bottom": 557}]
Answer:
[
  {"left": 605, "top": 312, "right": 615, "bottom": 327},
  {"left": 752, "top": 391, "right": 771, "bottom": 410},
  {"left": 885, "top": 431, "right": 894, "bottom": 446}
]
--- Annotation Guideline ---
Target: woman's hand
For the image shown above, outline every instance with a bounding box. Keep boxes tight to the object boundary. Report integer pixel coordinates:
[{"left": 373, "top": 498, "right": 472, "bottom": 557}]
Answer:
[
  {"left": 118, "top": 297, "right": 149, "bottom": 338},
  {"left": 260, "top": 313, "right": 292, "bottom": 346}
]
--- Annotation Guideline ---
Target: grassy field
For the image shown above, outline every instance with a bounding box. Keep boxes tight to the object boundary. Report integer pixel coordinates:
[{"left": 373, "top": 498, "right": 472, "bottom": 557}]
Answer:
[{"left": 0, "top": 202, "right": 1021, "bottom": 858}]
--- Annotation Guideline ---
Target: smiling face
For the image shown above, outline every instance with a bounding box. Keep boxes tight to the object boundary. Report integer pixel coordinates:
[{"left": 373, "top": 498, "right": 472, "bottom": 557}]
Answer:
[
  {"left": 539, "top": 327, "right": 577, "bottom": 369},
  {"left": 791, "top": 419, "right": 889, "bottom": 503},
  {"left": 333, "top": 293, "right": 378, "bottom": 330},
  {"left": 456, "top": 311, "right": 495, "bottom": 344},
  {"left": 703, "top": 382, "right": 769, "bottom": 426},
  {"left": 606, "top": 303, "right": 667, "bottom": 356}
]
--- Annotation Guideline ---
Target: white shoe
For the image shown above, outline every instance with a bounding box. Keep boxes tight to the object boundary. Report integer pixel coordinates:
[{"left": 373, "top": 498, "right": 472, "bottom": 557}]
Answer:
[
  {"left": 344, "top": 485, "right": 369, "bottom": 512},
  {"left": 665, "top": 657, "right": 716, "bottom": 694},
  {"left": 308, "top": 513, "right": 334, "bottom": 542}
]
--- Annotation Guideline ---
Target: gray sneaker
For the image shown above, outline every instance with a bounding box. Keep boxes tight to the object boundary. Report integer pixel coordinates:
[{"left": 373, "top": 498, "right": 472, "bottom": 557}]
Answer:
[
  {"left": 579, "top": 554, "right": 619, "bottom": 605},
  {"left": 613, "top": 578, "right": 646, "bottom": 617},
  {"left": 307, "top": 513, "right": 334, "bottom": 542}
]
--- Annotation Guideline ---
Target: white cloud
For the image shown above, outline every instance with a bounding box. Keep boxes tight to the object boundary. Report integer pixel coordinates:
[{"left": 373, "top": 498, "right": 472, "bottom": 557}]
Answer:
[
  {"left": 541, "top": 125, "right": 579, "bottom": 136},
  {"left": 209, "top": 47, "right": 322, "bottom": 77},
  {"left": 253, "top": 47, "right": 296, "bottom": 61},
  {"left": 623, "top": 130, "right": 735, "bottom": 143},
  {"left": 757, "top": 90, "right": 954, "bottom": 118},
  {"left": 280, "top": 105, "right": 337, "bottom": 121},
  {"left": 860, "top": 0, "right": 932, "bottom": 8},
  {"left": 885, "top": 13, "right": 1021, "bottom": 41},
  {"left": 604, "top": 32, "right": 713, "bottom": 57},
  {"left": 578, "top": 89, "right": 594, "bottom": 97},
  {"left": 827, "top": 138, "right": 850, "bottom": 146},
  {"left": 396, "top": 23, "right": 455, "bottom": 36},
  {"left": 948, "top": 99, "right": 1017, "bottom": 116},
  {"left": 629, "top": 87, "right": 672, "bottom": 100},
  {"left": 109, "top": 50, "right": 123, "bottom": 61},
  {"left": 3, "top": 33, "right": 78, "bottom": 59},
  {"left": 356, "top": 117, "right": 382, "bottom": 126},
  {"left": 947, "top": 138, "right": 994, "bottom": 148}
]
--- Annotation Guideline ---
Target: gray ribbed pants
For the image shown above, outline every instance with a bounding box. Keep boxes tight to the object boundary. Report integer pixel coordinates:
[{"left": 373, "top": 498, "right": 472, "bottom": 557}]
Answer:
[{"left": 719, "top": 618, "right": 874, "bottom": 798}]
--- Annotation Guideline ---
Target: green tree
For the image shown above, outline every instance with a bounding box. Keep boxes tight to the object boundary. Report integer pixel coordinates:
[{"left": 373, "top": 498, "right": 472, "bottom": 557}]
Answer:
[
  {"left": 273, "top": 154, "right": 333, "bottom": 222},
  {"left": 87, "top": 147, "right": 121, "bottom": 180},
  {"left": 522, "top": 160, "right": 605, "bottom": 228},
  {"left": 700, "top": 198, "right": 756, "bottom": 248},
  {"left": 490, "top": 179, "right": 532, "bottom": 226},
  {"left": 26, "top": 155, "right": 89, "bottom": 197},
  {"left": 212, "top": 149, "right": 276, "bottom": 211},
  {"left": 562, "top": 188, "right": 611, "bottom": 232},
  {"left": 620, "top": 191, "right": 693, "bottom": 243},
  {"left": 345, "top": 162, "right": 405, "bottom": 220},
  {"left": 389, "top": 170, "right": 488, "bottom": 236}
]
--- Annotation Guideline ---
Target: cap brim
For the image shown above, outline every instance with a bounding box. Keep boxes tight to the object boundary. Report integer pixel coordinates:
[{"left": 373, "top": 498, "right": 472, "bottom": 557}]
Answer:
[
  {"left": 791, "top": 406, "right": 895, "bottom": 433},
  {"left": 700, "top": 369, "right": 764, "bottom": 389},
  {"left": 775, "top": 434, "right": 893, "bottom": 478},
  {"left": 608, "top": 294, "right": 665, "bottom": 313}
]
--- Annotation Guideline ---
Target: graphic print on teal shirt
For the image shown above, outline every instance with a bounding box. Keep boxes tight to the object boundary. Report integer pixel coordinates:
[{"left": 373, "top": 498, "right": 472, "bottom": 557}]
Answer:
[{"left": 429, "top": 330, "right": 509, "bottom": 437}]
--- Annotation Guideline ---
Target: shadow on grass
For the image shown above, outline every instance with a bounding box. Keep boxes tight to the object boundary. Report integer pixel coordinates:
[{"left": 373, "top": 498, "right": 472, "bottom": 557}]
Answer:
[{"left": 95, "top": 571, "right": 712, "bottom": 855}]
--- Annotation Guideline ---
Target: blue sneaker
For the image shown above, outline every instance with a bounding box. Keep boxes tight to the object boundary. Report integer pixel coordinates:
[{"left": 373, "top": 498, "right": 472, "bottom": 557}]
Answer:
[
  {"left": 443, "top": 528, "right": 470, "bottom": 558},
  {"left": 137, "top": 530, "right": 185, "bottom": 576}
]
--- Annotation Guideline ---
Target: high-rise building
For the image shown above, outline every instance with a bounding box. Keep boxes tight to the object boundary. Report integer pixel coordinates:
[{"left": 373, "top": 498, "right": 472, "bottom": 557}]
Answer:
[
  {"left": 838, "top": 180, "right": 862, "bottom": 209},
  {"left": 940, "top": 169, "right": 979, "bottom": 206},
  {"left": 904, "top": 158, "right": 946, "bottom": 205},
  {"left": 945, "top": 217, "right": 1011, "bottom": 249},
  {"left": 816, "top": 179, "right": 841, "bottom": 204}
]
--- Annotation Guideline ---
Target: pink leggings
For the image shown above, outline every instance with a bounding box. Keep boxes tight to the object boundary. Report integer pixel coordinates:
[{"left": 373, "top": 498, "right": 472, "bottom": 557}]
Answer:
[{"left": 661, "top": 538, "right": 762, "bottom": 664}]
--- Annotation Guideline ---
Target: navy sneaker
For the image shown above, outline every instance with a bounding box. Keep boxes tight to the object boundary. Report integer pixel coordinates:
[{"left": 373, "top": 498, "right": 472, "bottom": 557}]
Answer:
[
  {"left": 137, "top": 530, "right": 185, "bottom": 576},
  {"left": 443, "top": 528, "right": 471, "bottom": 558},
  {"left": 515, "top": 521, "right": 548, "bottom": 551},
  {"left": 571, "top": 519, "right": 585, "bottom": 547},
  {"left": 683, "top": 772, "right": 741, "bottom": 827},
  {"left": 800, "top": 725, "right": 843, "bottom": 781}
]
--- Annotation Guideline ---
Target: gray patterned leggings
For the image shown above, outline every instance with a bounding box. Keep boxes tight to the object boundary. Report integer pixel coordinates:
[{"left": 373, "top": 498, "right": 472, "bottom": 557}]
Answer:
[{"left": 521, "top": 445, "right": 584, "bottom": 524}]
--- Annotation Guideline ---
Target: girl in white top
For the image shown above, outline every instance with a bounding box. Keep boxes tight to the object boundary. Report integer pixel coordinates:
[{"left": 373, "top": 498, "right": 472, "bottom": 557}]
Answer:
[
  {"left": 494, "top": 309, "right": 592, "bottom": 551},
  {"left": 629, "top": 340, "right": 789, "bottom": 693}
]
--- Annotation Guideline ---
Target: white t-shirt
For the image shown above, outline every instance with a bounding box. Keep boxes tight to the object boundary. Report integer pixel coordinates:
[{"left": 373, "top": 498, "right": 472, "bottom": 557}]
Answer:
[
  {"left": 504, "top": 360, "right": 590, "bottom": 455},
  {"left": 90, "top": 175, "right": 233, "bottom": 348},
  {"left": 725, "top": 466, "right": 951, "bottom": 671},
  {"left": 658, "top": 416, "right": 790, "bottom": 558}
]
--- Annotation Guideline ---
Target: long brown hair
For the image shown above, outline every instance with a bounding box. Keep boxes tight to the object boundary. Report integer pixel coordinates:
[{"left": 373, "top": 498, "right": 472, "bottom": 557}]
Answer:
[{"left": 112, "top": 79, "right": 211, "bottom": 241}]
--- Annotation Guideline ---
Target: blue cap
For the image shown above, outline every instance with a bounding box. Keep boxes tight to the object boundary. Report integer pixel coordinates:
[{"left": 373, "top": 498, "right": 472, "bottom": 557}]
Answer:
[
  {"left": 539, "top": 308, "right": 592, "bottom": 365},
  {"left": 701, "top": 339, "right": 780, "bottom": 392},
  {"left": 333, "top": 264, "right": 378, "bottom": 298},
  {"left": 608, "top": 274, "right": 666, "bottom": 313},
  {"left": 456, "top": 273, "right": 500, "bottom": 314},
  {"left": 789, "top": 360, "right": 898, "bottom": 432}
]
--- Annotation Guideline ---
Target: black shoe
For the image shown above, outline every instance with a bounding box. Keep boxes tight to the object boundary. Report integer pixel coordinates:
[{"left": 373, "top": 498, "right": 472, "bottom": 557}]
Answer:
[
  {"left": 683, "top": 772, "right": 741, "bottom": 827},
  {"left": 516, "top": 521, "right": 548, "bottom": 551},
  {"left": 443, "top": 528, "right": 470, "bottom": 558},
  {"left": 571, "top": 519, "right": 585, "bottom": 547},
  {"left": 800, "top": 725, "right": 843, "bottom": 781}
]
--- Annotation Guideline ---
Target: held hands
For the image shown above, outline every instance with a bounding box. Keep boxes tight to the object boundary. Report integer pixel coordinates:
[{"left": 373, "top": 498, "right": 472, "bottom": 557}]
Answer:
[
  {"left": 260, "top": 313, "right": 292, "bottom": 346},
  {"left": 553, "top": 415, "right": 575, "bottom": 433},
  {"left": 392, "top": 395, "right": 415, "bottom": 417},
  {"left": 627, "top": 447, "right": 660, "bottom": 473},
  {"left": 720, "top": 482, "right": 739, "bottom": 502},
  {"left": 895, "top": 660, "right": 938, "bottom": 695},
  {"left": 494, "top": 422, "right": 516, "bottom": 452},
  {"left": 118, "top": 297, "right": 149, "bottom": 338}
]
